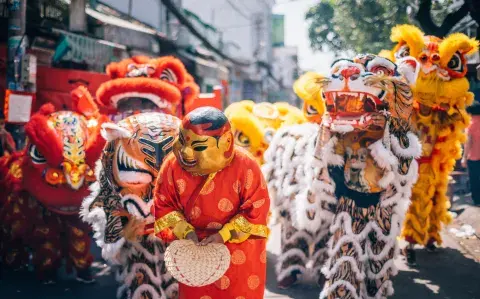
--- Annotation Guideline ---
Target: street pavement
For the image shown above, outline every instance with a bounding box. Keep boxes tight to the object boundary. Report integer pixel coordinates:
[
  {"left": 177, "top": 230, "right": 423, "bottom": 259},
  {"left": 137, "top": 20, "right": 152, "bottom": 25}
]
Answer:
[{"left": 1, "top": 223, "right": 479, "bottom": 299}]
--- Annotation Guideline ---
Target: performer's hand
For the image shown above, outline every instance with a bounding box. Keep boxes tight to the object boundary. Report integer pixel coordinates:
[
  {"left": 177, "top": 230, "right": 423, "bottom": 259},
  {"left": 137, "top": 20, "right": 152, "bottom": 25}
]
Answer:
[
  {"left": 185, "top": 231, "right": 199, "bottom": 243},
  {"left": 114, "top": 209, "right": 146, "bottom": 242},
  {"left": 199, "top": 233, "right": 224, "bottom": 246}
]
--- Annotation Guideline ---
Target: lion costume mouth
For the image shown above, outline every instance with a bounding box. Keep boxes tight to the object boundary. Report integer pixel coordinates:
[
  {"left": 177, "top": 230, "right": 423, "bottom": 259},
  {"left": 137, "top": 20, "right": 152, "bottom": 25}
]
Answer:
[
  {"left": 178, "top": 154, "right": 197, "bottom": 167},
  {"left": 114, "top": 93, "right": 173, "bottom": 113},
  {"left": 116, "top": 146, "right": 153, "bottom": 184},
  {"left": 324, "top": 90, "right": 388, "bottom": 127},
  {"left": 96, "top": 77, "right": 182, "bottom": 115}
]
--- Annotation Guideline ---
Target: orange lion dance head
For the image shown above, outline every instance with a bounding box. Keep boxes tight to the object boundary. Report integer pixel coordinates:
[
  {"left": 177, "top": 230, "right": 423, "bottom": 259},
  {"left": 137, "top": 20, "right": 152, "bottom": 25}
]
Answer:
[{"left": 96, "top": 56, "right": 199, "bottom": 119}]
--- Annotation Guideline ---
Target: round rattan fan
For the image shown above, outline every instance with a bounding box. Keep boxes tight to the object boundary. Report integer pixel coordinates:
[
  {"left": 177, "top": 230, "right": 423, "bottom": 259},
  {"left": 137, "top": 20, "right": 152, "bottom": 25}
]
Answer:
[{"left": 164, "top": 239, "right": 231, "bottom": 287}]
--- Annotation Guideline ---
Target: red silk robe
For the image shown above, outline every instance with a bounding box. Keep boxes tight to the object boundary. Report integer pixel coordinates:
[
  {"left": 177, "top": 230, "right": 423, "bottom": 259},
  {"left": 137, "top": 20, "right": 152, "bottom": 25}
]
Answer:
[{"left": 153, "top": 148, "right": 270, "bottom": 299}]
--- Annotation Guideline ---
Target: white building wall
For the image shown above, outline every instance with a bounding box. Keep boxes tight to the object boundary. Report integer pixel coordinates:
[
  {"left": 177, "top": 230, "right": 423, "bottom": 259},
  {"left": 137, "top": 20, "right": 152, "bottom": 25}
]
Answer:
[
  {"left": 272, "top": 46, "right": 299, "bottom": 105},
  {"left": 181, "top": 0, "right": 274, "bottom": 63}
]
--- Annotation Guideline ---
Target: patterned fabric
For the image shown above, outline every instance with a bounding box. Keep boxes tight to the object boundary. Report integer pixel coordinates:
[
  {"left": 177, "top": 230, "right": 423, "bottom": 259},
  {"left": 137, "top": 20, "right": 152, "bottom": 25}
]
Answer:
[
  {"left": 321, "top": 198, "right": 396, "bottom": 299},
  {"left": 153, "top": 148, "right": 270, "bottom": 299},
  {"left": 0, "top": 192, "right": 93, "bottom": 279},
  {"left": 263, "top": 123, "right": 331, "bottom": 283}
]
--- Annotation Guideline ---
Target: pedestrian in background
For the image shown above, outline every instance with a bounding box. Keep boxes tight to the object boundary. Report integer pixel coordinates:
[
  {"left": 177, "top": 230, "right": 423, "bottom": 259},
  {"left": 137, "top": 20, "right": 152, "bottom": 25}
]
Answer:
[{"left": 462, "top": 102, "right": 480, "bottom": 206}]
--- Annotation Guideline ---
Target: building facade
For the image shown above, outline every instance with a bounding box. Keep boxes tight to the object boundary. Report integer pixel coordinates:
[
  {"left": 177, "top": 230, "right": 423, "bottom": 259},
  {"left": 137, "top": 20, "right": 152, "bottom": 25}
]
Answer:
[{"left": 181, "top": 0, "right": 276, "bottom": 103}]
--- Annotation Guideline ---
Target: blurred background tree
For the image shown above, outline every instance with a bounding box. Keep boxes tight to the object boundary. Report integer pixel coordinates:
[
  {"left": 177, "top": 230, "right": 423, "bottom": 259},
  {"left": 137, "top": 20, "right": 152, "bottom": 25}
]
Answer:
[{"left": 306, "top": 0, "right": 479, "bottom": 55}]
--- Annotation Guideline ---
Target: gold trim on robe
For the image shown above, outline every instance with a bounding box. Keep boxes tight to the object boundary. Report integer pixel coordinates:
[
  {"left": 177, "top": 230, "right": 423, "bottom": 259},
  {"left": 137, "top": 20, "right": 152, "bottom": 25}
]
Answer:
[
  {"left": 154, "top": 211, "right": 185, "bottom": 234},
  {"left": 231, "top": 215, "right": 269, "bottom": 238}
]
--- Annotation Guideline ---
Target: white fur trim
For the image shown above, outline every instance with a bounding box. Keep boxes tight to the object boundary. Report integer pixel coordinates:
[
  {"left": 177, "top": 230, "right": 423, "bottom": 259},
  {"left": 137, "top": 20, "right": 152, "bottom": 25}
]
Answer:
[
  {"left": 275, "top": 248, "right": 309, "bottom": 275},
  {"left": 320, "top": 280, "right": 361, "bottom": 299},
  {"left": 277, "top": 264, "right": 306, "bottom": 282},
  {"left": 390, "top": 132, "right": 422, "bottom": 159},
  {"left": 369, "top": 139, "right": 398, "bottom": 169},
  {"left": 322, "top": 256, "right": 365, "bottom": 280},
  {"left": 131, "top": 284, "right": 166, "bottom": 299},
  {"left": 378, "top": 171, "right": 395, "bottom": 188},
  {"left": 102, "top": 238, "right": 126, "bottom": 263}
]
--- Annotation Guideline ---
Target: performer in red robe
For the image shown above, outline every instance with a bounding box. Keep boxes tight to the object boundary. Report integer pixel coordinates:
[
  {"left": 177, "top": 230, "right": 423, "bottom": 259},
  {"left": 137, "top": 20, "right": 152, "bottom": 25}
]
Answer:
[{"left": 153, "top": 107, "right": 270, "bottom": 299}]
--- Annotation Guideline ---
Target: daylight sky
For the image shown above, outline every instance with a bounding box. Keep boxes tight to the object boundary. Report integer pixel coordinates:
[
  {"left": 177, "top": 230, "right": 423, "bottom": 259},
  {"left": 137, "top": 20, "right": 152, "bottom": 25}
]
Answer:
[{"left": 273, "top": 0, "right": 334, "bottom": 74}]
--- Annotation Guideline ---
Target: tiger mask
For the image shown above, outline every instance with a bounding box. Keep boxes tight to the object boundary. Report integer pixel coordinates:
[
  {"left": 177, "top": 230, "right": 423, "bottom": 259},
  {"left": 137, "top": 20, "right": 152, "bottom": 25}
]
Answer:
[{"left": 100, "top": 112, "right": 180, "bottom": 222}]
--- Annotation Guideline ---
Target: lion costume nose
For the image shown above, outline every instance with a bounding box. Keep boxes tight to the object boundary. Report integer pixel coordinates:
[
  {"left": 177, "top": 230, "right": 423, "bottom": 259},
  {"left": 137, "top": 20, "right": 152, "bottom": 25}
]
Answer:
[
  {"left": 341, "top": 66, "right": 361, "bottom": 80},
  {"left": 62, "top": 161, "right": 87, "bottom": 190}
]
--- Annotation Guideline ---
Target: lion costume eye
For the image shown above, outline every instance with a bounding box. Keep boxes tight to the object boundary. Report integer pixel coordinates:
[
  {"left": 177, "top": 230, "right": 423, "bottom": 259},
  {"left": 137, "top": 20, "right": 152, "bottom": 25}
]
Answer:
[
  {"left": 395, "top": 45, "right": 410, "bottom": 59},
  {"left": 366, "top": 57, "right": 396, "bottom": 76},
  {"left": 29, "top": 145, "right": 47, "bottom": 164},
  {"left": 160, "top": 68, "right": 178, "bottom": 83},
  {"left": 234, "top": 131, "right": 250, "bottom": 147},
  {"left": 447, "top": 52, "right": 463, "bottom": 72},
  {"left": 306, "top": 104, "right": 318, "bottom": 116}
]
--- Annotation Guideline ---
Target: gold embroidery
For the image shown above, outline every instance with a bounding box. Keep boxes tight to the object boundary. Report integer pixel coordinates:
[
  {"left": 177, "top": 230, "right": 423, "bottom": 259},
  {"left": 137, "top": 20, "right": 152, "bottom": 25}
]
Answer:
[
  {"left": 232, "top": 215, "right": 269, "bottom": 238},
  {"left": 71, "top": 227, "right": 84, "bottom": 237},
  {"left": 154, "top": 211, "right": 185, "bottom": 234},
  {"left": 9, "top": 161, "right": 22, "bottom": 179},
  {"left": 73, "top": 240, "right": 86, "bottom": 252},
  {"left": 73, "top": 258, "right": 87, "bottom": 268},
  {"left": 218, "top": 198, "right": 234, "bottom": 212}
]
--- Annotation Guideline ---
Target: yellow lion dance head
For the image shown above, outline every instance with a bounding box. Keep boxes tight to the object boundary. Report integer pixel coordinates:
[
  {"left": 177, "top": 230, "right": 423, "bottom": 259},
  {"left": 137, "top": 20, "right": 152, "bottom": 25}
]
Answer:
[
  {"left": 292, "top": 71, "right": 328, "bottom": 123},
  {"left": 224, "top": 100, "right": 306, "bottom": 164},
  {"left": 386, "top": 24, "right": 478, "bottom": 110}
]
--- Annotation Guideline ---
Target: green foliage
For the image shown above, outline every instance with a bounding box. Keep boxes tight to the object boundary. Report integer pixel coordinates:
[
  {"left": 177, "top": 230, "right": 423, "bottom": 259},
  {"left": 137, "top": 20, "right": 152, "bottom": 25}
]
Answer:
[{"left": 306, "top": 0, "right": 410, "bottom": 55}]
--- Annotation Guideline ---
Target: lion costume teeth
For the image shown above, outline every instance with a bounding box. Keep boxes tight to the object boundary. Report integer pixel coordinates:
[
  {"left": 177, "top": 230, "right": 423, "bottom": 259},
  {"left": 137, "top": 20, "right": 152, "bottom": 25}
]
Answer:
[
  {"left": 386, "top": 25, "right": 479, "bottom": 248},
  {"left": 264, "top": 54, "right": 421, "bottom": 298}
]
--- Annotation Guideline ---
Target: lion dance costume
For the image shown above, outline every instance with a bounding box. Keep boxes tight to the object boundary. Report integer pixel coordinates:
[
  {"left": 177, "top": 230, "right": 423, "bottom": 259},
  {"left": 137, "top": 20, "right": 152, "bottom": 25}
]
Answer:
[
  {"left": 383, "top": 25, "right": 479, "bottom": 261},
  {"left": 82, "top": 56, "right": 199, "bottom": 298},
  {"left": 0, "top": 87, "right": 108, "bottom": 283},
  {"left": 261, "top": 72, "right": 329, "bottom": 288},
  {"left": 225, "top": 100, "right": 306, "bottom": 164},
  {"left": 82, "top": 113, "right": 180, "bottom": 299},
  {"left": 264, "top": 54, "right": 422, "bottom": 298}
]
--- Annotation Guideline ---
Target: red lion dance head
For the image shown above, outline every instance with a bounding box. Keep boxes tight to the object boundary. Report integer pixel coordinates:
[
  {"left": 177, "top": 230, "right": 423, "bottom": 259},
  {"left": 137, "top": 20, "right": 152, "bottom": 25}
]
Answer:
[
  {"left": 20, "top": 86, "right": 109, "bottom": 215},
  {"left": 96, "top": 56, "right": 199, "bottom": 119}
]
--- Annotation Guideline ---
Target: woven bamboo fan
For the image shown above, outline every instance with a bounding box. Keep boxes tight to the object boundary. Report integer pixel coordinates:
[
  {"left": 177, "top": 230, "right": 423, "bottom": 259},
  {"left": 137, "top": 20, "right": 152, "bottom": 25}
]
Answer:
[{"left": 164, "top": 239, "right": 231, "bottom": 287}]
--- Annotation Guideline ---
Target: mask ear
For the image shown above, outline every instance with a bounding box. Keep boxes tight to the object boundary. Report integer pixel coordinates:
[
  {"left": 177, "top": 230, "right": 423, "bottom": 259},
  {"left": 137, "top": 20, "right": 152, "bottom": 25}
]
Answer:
[
  {"left": 100, "top": 123, "right": 132, "bottom": 142},
  {"left": 396, "top": 56, "right": 419, "bottom": 86}
]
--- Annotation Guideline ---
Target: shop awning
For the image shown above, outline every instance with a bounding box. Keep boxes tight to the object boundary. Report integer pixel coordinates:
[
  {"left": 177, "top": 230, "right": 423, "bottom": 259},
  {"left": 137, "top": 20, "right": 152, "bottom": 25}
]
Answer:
[
  {"left": 51, "top": 28, "right": 126, "bottom": 72},
  {"left": 86, "top": 7, "right": 165, "bottom": 38}
]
